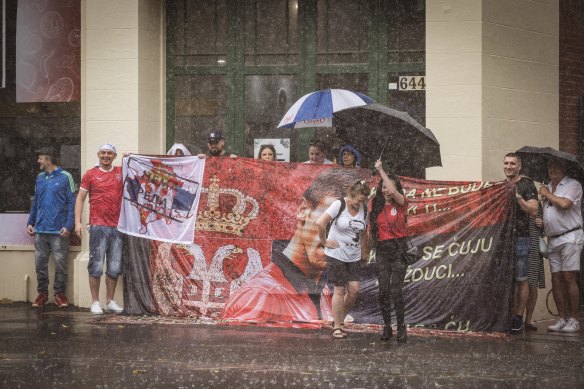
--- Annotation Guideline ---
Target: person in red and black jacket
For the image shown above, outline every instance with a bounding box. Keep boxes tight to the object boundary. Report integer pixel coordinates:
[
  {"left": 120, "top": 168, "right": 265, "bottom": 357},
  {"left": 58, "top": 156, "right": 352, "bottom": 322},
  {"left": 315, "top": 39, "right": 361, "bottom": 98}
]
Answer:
[{"left": 370, "top": 159, "right": 408, "bottom": 343}]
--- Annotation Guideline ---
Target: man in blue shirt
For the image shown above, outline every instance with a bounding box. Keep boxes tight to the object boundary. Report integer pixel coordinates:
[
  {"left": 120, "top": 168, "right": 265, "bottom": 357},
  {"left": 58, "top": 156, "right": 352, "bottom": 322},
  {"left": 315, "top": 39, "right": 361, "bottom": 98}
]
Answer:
[{"left": 27, "top": 148, "right": 76, "bottom": 308}]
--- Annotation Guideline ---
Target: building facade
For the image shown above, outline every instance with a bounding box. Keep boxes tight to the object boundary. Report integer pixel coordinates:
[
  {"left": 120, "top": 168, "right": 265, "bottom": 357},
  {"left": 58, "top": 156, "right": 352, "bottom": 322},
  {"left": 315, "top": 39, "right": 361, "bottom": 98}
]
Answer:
[{"left": 1, "top": 0, "right": 580, "bottom": 321}]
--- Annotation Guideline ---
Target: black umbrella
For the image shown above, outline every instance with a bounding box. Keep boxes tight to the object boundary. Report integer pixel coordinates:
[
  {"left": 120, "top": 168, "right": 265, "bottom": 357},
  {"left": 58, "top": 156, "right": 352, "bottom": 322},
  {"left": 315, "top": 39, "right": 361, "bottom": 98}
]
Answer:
[
  {"left": 333, "top": 103, "right": 441, "bottom": 176},
  {"left": 516, "top": 146, "right": 584, "bottom": 183}
]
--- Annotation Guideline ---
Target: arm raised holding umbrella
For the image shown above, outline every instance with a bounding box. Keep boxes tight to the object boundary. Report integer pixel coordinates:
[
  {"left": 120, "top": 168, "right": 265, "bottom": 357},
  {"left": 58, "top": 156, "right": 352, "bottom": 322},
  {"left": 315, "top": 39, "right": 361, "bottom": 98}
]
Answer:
[
  {"left": 539, "top": 158, "right": 583, "bottom": 334},
  {"left": 370, "top": 159, "right": 408, "bottom": 342}
]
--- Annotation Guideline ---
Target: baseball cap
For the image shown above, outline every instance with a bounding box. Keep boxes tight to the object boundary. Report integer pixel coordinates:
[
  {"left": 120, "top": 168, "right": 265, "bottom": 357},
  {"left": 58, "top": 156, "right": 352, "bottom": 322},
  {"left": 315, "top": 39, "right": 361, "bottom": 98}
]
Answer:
[
  {"left": 98, "top": 143, "right": 117, "bottom": 153},
  {"left": 207, "top": 130, "right": 224, "bottom": 142}
]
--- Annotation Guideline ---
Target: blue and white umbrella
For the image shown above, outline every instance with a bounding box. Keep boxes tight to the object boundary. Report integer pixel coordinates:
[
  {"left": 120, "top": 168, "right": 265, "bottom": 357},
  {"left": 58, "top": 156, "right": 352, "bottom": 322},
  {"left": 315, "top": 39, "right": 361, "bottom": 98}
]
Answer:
[{"left": 277, "top": 88, "right": 375, "bottom": 129}]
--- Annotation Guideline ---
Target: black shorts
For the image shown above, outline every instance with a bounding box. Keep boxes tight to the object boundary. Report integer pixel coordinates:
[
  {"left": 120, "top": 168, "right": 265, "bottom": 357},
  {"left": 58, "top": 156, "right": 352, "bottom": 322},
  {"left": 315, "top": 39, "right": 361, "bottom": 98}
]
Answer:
[{"left": 326, "top": 255, "right": 361, "bottom": 286}]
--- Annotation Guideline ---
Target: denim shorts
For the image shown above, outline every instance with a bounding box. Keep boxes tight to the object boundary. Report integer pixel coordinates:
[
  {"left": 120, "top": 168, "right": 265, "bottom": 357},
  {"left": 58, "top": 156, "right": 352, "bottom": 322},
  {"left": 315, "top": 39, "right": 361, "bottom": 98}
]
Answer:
[
  {"left": 88, "top": 225, "right": 123, "bottom": 278},
  {"left": 515, "top": 237, "right": 530, "bottom": 281}
]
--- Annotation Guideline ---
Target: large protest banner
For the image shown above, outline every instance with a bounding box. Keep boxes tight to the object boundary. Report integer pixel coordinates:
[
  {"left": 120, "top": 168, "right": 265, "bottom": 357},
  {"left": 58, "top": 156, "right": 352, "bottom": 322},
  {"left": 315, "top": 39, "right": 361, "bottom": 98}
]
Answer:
[
  {"left": 123, "top": 157, "right": 515, "bottom": 332},
  {"left": 357, "top": 177, "right": 515, "bottom": 332}
]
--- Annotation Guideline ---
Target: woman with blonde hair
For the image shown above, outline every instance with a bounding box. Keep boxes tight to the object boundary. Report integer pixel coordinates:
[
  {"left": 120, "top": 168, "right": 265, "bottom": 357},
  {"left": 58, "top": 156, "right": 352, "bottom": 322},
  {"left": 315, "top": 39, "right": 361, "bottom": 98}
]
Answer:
[{"left": 316, "top": 179, "right": 370, "bottom": 339}]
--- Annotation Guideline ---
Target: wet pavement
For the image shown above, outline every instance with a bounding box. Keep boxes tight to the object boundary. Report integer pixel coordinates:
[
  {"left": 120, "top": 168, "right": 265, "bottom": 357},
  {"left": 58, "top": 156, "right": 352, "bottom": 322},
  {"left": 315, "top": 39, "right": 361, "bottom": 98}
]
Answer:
[{"left": 1, "top": 303, "right": 583, "bottom": 388}]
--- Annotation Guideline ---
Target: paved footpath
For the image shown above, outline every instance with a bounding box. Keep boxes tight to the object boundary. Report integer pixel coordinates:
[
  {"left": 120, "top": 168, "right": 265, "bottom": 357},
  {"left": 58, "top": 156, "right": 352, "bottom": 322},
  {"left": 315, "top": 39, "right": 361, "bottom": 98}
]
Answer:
[{"left": 1, "top": 303, "right": 583, "bottom": 388}]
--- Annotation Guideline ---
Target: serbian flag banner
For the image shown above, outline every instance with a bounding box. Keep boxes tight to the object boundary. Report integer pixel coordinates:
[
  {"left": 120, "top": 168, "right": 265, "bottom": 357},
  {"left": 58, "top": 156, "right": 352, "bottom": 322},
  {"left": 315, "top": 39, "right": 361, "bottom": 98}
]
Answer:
[{"left": 118, "top": 155, "right": 205, "bottom": 244}]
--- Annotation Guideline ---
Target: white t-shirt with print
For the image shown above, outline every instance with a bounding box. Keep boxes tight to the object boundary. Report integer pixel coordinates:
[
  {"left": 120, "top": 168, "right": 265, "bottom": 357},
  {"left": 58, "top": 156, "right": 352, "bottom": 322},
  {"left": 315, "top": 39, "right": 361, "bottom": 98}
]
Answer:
[{"left": 324, "top": 199, "right": 367, "bottom": 263}]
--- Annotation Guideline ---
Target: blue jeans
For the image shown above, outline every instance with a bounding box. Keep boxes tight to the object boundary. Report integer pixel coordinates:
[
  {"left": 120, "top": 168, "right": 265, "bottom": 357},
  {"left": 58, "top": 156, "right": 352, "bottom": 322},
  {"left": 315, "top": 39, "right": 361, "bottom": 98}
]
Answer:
[
  {"left": 88, "top": 226, "right": 123, "bottom": 278},
  {"left": 516, "top": 237, "right": 530, "bottom": 281},
  {"left": 34, "top": 233, "right": 69, "bottom": 294}
]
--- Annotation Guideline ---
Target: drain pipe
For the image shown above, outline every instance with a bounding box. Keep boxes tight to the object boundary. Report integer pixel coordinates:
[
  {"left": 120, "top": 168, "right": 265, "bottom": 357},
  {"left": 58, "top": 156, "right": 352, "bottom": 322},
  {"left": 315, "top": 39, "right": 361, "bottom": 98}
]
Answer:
[{"left": 24, "top": 274, "right": 29, "bottom": 302}]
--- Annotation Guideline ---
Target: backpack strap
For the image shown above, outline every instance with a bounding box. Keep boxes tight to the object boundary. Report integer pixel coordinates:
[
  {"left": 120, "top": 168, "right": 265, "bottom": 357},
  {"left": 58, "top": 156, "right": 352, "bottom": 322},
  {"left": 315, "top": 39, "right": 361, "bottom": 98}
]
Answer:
[
  {"left": 363, "top": 201, "right": 368, "bottom": 225},
  {"left": 326, "top": 198, "right": 346, "bottom": 238},
  {"left": 335, "top": 198, "right": 346, "bottom": 225}
]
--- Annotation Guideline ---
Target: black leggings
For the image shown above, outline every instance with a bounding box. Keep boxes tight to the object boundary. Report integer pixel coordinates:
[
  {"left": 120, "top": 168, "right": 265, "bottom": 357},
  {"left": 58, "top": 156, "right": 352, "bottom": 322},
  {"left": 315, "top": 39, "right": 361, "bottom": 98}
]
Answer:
[{"left": 376, "top": 238, "right": 406, "bottom": 326}]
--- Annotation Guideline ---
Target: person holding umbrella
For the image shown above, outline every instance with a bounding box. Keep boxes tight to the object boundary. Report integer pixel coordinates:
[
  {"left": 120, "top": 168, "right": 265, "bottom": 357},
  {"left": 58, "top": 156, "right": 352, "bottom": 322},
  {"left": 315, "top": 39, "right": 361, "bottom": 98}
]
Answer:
[
  {"left": 540, "top": 158, "right": 583, "bottom": 333},
  {"left": 369, "top": 160, "right": 408, "bottom": 342}
]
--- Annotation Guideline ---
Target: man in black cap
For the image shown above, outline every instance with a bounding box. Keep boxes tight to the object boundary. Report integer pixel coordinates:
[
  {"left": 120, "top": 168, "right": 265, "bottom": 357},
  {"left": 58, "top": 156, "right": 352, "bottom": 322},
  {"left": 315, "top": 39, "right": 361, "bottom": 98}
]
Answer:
[{"left": 197, "top": 130, "right": 237, "bottom": 158}]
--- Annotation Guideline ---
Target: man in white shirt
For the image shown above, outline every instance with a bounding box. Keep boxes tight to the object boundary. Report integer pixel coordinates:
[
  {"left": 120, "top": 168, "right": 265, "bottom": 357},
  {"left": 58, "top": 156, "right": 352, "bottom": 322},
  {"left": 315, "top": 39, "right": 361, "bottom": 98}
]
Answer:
[{"left": 540, "top": 158, "right": 583, "bottom": 333}]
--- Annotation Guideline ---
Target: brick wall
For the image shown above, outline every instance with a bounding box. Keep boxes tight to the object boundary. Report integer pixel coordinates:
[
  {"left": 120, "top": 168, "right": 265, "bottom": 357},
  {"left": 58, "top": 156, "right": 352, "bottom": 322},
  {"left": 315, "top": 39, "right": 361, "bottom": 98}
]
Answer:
[{"left": 559, "top": 0, "right": 584, "bottom": 157}]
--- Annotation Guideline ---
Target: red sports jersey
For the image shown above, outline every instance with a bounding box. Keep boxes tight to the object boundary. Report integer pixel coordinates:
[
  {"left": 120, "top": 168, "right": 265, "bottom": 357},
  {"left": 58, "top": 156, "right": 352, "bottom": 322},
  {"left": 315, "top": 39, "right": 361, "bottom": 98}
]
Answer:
[
  {"left": 80, "top": 166, "right": 123, "bottom": 227},
  {"left": 376, "top": 200, "right": 408, "bottom": 241}
]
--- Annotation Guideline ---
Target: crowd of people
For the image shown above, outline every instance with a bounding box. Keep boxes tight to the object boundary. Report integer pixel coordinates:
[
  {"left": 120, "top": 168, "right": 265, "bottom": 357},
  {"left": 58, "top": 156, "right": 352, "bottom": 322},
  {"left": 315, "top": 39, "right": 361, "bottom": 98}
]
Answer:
[
  {"left": 25, "top": 129, "right": 582, "bottom": 341},
  {"left": 504, "top": 153, "right": 582, "bottom": 334},
  {"left": 166, "top": 130, "right": 362, "bottom": 167}
]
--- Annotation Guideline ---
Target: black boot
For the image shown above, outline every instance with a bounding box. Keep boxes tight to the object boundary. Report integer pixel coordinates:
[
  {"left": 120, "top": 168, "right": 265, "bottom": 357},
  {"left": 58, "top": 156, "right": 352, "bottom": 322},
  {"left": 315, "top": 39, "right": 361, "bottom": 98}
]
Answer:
[
  {"left": 380, "top": 325, "right": 393, "bottom": 341},
  {"left": 397, "top": 324, "right": 407, "bottom": 343}
]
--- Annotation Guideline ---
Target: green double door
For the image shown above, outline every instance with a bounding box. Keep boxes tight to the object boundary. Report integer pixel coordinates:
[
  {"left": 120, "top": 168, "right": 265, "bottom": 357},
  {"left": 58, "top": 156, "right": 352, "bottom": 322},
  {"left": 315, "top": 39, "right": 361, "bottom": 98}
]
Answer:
[{"left": 166, "top": 0, "right": 425, "bottom": 163}]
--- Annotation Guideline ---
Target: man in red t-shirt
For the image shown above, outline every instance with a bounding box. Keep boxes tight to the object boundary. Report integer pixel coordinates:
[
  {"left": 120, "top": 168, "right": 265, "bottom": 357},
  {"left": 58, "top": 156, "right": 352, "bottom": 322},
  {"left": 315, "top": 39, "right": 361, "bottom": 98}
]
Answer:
[{"left": 75, "top": 143, "right": 124, "bottom": 315}]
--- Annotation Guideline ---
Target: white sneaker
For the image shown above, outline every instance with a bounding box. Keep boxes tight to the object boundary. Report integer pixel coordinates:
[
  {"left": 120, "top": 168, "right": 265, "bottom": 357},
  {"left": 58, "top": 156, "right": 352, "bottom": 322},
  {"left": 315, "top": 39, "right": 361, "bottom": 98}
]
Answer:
[
  {"left": 561, "top": 318, "right": 580, "bottom": 333},
  {"left": 105, "top": 300, "right": 123, "bottom": 314},
  {"left": 90, "top": 301, "right": 103, "bottom": 315},
  {"left": 547, "top": 318, "right": 567, "bottom": 332}
]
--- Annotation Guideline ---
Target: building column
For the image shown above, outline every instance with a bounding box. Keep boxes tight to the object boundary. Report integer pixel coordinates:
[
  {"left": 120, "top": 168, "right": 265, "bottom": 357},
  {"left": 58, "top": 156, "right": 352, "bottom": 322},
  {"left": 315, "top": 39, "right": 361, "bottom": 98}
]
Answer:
[
  {"left": 425, "top": 0, "right": 483, "bottom": 181},
  {"left": 75, "top": 0, "right": 165, "bottom": 307},
  {"left": 480, "top": 0, "right": 559, "bottom": 180},
  {"left": 425, "top": 0, "right": 559, "bottom": 321},
  {"left": 426, "top": 0, "right": 559, "bottom": 181}
]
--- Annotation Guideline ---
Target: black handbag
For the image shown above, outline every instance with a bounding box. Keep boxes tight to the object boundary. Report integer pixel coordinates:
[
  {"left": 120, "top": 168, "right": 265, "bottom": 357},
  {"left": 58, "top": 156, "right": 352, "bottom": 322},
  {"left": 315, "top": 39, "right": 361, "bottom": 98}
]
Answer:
[
  {"left": 381, "top": 207, "right": 420, "bottom": 265},
  {"left": 401, "top": 237, "right": 421, "bottom": 266}
]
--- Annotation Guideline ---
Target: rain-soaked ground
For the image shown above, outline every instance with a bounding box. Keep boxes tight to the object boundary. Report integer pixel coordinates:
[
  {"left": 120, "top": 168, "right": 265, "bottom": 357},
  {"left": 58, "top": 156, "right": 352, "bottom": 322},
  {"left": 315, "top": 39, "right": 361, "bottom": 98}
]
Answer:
[{"left": 1, "top": 303, "right": 583, "bottom": 388}]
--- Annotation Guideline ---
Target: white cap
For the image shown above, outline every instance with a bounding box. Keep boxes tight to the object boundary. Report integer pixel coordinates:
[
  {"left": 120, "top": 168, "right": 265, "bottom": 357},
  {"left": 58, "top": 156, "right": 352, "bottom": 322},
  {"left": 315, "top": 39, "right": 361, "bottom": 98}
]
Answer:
[
  {"left": 98, "top": 143, "right": 117, "bottom": 153},
  {"left": 167, "top": 143, "right": 191, "bottom": 156}
]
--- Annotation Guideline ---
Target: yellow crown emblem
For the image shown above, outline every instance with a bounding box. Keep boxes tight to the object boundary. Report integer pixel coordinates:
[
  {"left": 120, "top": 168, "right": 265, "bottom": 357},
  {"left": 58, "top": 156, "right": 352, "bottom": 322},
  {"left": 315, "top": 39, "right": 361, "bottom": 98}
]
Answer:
[{"left": 195, "top": 175, "right": 259, "bottom": 236}]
